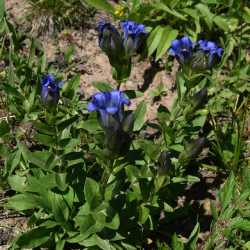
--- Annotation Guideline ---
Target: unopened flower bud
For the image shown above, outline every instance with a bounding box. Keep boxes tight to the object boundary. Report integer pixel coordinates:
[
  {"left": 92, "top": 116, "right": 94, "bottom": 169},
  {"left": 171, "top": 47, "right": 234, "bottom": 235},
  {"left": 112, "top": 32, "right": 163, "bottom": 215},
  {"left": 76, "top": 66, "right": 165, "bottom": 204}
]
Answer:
[{"left": 179, "top": 137, "right": 207, "bottom": 166}]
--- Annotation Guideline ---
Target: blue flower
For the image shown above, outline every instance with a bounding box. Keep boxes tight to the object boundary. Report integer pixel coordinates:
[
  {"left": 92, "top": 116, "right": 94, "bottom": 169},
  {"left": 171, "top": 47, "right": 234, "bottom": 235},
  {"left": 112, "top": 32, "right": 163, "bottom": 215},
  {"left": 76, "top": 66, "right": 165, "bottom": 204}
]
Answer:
[
  {"left": 88, "top": 91, "right": 130, "bottom": 129},
  {"left": 98, "top": 21, "right": 123, "bottom": 57},
  {"left": 169, "top": 36, "right": 195, "bottom": 64},
  {"left": 121, "top": 20, "right": 147, "bottom": 39},
  {"left": 41, "top": 74, "right": 60, "bottom": 106},
  {"left": 197, "top": 40, "right": 223, "bottom": 66},
  {"left": 120, "top": 20, "right": 147, "bottom": 55}
]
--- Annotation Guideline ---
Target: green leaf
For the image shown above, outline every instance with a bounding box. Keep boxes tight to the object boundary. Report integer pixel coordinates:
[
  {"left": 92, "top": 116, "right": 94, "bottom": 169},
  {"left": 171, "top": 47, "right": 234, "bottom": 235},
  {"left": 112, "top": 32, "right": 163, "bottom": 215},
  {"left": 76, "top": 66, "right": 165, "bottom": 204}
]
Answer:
[
  {"left": 136, "top": 139, "right": 159, "bottom": 160},
  {"left": 156, "top": 27, "right": 178, "bottom": 60},
  {"left": 84, "top": 178, "right": 101, "bottom": 209},
  {"left": 33, "top": 121, "right": 55, "bottom": 135},
  {"left": 164, "top": 202, "right": 174, "bottom": 213},
  {"left": 0, "top": 144, "right": 8, "bottom": 158},
  {"left": 218, "top": 172, "right": 235, "bottom": 211},
  {"left": 154, "top": 3, "right": 187, "bottom": 20},
  {"left": 243, "top": 241, "right": 250, "bottom": 250},
  {"left": 105, "top": 213, "right": 120, "bottom": 230},
  {"left": 77, "top": 119, "right": 102, "bottom": 133},
  {"left": 147, "top": 26, "right": 164, "bottom": 57},
  {"left": 15, "top": 227, "right": 51, "bottom": 249},
  {"left": 39, "top": 220, "right": 60, "bottom": 229},
  {"left": 185, "top": 223, "right": 200, "bottom": 250},
  {"left": 0, "top": 120, "right": 10, "bottom": 137},
  {"left": 122, "top": 113, "right": 134, "bottom": 133},
  {"left": 2, "top": 83, "right": 23, "bottom": 99},
  {"left": 83, "top": 0, "right": 114, "bottom": 14},
  {"left": 34, "top": 132, "right": 55, "bottom": 147},
  {"left": 133, "top": 101, "right": 147, "bottom": 131},
  {"left": 62, "top": 75, "right": 80, "bottom": 99},
  {"left": 57, "top": 115, "right": 79, "bottom": 131},
  {"left": 172, "top": 233, "right": 184, "bottom": 250},
  {"left": 7, "top": 193, "right": 41, "bottom": 211},
  {"left": 24, "top": 150, "right": 52, "bottom": 170},
  {"left": 55, "top": 173, "right": 68, "bottom": 191},
  {"left": 195, "top": 3, "right": 214, "bottom": 28},
  {"left": 139, "top": 205, "right": 150, "bottom": 224},
  {"left": 8, "top": 175, "right": 26, "bottom": 192},
  {"left": 51, "top": 191, "right": 69, "bottom": 223},
  {"left": 243, "top": 7, "right": 250, "bottom": 23},
  {"left": 172, "top": 175, "right": 200, "bottom": 184},
  {"left": 210, "top": 201, "right": 218, "bottom": 220},
  {"left": 0, "top": 0, "right": 5, "bottom": 21},
  {"left": 213, "top": 16, "right": 229, "bottom": 31},
  {"left": 182, "top": 8, "right": 199, "bottom": 19},
  {"left": 80, "top": 234, "right": 113, "bottom": 250},
  {"left": 56, "top": 239, "right": 65, "bottom": 250},
  {"left": 229, "top": 218, "right": 250, "bottom": 232},
  {"left": 93, "top": 81, "right": 113, "bottom": 92},
  {"left": 4, "top": 149, "right": 21, "bottom": 176},
  {"left": 220, "top": 37, "right": 236, "bottom": 66},
  {"left": 121, "top": 242, "right": 137, "bottom": 250},
  {"left": 74, "top": 207, "right": 99, "bottom": 237},
  {"left": 124, "top": 90, "right": 144, "bottom": 99}
]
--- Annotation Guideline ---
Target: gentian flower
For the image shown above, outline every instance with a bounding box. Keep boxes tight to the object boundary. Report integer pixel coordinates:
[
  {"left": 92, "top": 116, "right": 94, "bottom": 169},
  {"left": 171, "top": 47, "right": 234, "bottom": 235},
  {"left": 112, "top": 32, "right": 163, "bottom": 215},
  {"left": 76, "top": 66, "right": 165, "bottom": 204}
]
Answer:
[
  {"left": 169, "top": 36, "right": 195, "bottom": 64},
  {"left": 88, "top": 90, "right": 133, "bottom": 155},
  {"left": 41, "top": 74, "right": 60, "bottom": 106},
  {"left": 120, "top": 20, "right": 147, "bottom": 56},
  {"left": 88, "top": 90, "right": 130, "bottom": 130},
  {"left": 98, "top": 21, "right": 132, "bottom": 82},
  {"left": 197, "top": 40, "right": 223, "bottom": 67},
  {"left": 98, "top": 21, "right": 123, "bottom": 59}
]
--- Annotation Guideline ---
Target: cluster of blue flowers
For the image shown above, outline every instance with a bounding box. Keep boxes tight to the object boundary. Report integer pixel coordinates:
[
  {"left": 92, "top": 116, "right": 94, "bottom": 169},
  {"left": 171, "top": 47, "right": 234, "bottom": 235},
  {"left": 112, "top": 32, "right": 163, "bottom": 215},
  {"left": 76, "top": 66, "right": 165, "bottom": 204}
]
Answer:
[
  {"left": 169, "top": 36, "right": 223, "bottom": 68},
  {"left": 39, "top": 31, "right": 223, "bottom": 155},
  {"left": 197, "top": 40, "right": 223, "bottom": 65},
  {"left": 120, "top": 20, "right": 147, "bottom": 56},
  {"left": 98, "top": 20, "right": 147, "bottom": 81},
  {"left": 169, "top": 36, "right": 194, "bottom": 65},
  {"left": 98, "top": 21, "right": 123, "bottom": 59},
  {"left": 98, "top": 20, "right": 147, "bottom": 58},
  {"left": 88, "top": 90, "right": 133, "bottom": 155},
  {"left": 88, "top": 90, "right": 130, "bottom": 130},
  {"left": 40, "top": 29, "right": 223, "bottom": 129}
]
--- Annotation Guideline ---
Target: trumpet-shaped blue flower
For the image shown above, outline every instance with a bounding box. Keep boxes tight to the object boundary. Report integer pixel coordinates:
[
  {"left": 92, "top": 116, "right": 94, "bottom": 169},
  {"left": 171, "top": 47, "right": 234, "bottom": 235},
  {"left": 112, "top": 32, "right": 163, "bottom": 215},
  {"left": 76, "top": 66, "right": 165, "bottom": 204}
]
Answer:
[
  {"left": 41, "top": 74, "right": 60, "bottom": 106},
  {"left": 88, "top": 91, "right": 130, "bottom": 129},
  {"left": 197, "top": 40, "right": 223, "bottom": 66},
  {"left": 169, "top": 36, "right": 194, "bottom": 64},
  {"left": 98, "top": 21, "right": 123, "bottom": 57},
  {"left": 121, "top": 20, "right": 147, "bottom": 55}
]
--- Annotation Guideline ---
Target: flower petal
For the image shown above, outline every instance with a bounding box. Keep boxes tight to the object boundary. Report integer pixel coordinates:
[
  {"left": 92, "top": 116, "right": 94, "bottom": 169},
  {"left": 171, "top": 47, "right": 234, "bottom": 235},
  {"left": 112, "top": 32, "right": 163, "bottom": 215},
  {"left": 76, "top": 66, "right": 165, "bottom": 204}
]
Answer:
[
  {"left": 171, "top": 39, "right": 180, "bottom": 51},
  {"left": 109, "top": 91, "right": 122, "bottom": 107},
  {"left": 93, "top": 92, "right": 107, "bottom": 108},
  {"left": 106, "top": 106, "right": 118, "bottom": 114},
  {"left": 181, "top": 36, "right": 193, "bottom": 49},
  {"left": 87, "top": 102, "right": 97, "bottom": 112}
]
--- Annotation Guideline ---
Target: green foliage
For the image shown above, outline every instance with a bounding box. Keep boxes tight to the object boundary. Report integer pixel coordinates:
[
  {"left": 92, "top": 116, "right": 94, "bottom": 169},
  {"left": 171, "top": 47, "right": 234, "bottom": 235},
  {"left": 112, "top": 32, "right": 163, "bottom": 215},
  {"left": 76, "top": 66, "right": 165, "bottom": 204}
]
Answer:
[
  {"left": 84, "top": 0, "right": 114, "bottom": 14},
  {"left": 205, "top": 172, "right": 250, "bottom": 250},
  {"left": 26, "top": 0, "right": 96, "bottom": 33},
  {"left": 0, "top": 0, "right": 249, "bottom": 249},
  {"left": 118, "top": 0, "right": 249, "bottom": 60}
]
